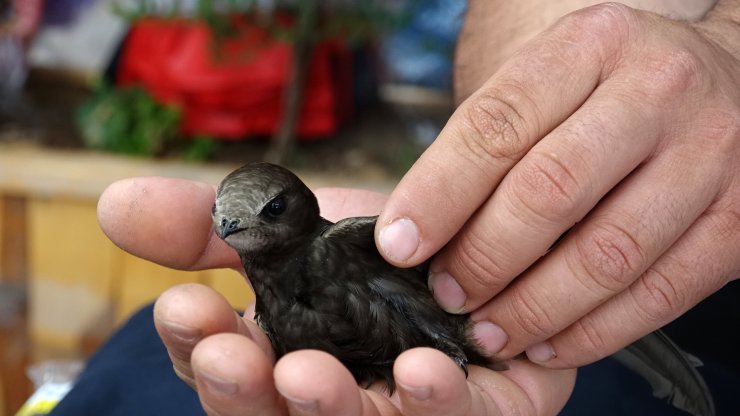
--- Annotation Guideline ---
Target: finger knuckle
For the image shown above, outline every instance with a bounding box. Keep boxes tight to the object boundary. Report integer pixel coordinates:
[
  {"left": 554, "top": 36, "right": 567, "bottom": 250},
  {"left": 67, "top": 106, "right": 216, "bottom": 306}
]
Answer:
[
  {"left": 728, "top": 202, "right": 740, "bottom": 233},
  {"left": 631, "top": 267, "right": 685, "bottom": 324},
  {"left": 569, "top": 318, "right": 609, "bottom": 359},
  {"left": 506, "top": 288, "right": 554, "bottom": 338},
  {"left": 572, "top": 221, "right": 647, "bottom": 293},
  {"left": 641, "top": 47, "right": 704, "bottom": 99},
  {"left": 448, "top": 229, "right": 510, "bottom": 291},
  {"left": 697, "top": 106, "right": 740, "bottom": 148},
  {"left": 455, "top": 88, "right": 531, "bottom": 164},
  {"left": 560, "top": 3, "right": 635, "bottom": 45},
  {"left": 706, "top": 198, "right": 740, "bottom": 247},
  {"left": 507, "top": 151, "right": 584, "bottom": 223},
  {"left": 575, "top": 2, "right": 636, "bottom": 23}
]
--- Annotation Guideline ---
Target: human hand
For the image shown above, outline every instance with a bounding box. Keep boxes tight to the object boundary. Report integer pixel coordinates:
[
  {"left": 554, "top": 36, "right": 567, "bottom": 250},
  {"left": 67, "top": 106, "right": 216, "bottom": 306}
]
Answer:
[
  {"left": 375, "top": 2, "right": 740, "bottom": 368},
  {"left": 97, "top": 177, "right": 576, "bottom": 415}
]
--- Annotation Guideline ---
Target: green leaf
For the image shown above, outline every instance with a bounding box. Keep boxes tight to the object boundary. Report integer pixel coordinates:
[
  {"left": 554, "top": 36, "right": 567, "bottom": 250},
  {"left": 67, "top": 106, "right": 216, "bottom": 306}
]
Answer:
[
  {"left": 77, "top": 84, "right": 182, "bottom": 156},
  {"left": 182, "top": 136, "right": 219, "bottom": 161}
]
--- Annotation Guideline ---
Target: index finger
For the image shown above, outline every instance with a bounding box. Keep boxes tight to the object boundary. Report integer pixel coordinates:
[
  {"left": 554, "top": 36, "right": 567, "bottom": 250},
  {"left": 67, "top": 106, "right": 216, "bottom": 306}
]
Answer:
[{"left": 375, "top": 4, "right": 627, "bottom": 267}]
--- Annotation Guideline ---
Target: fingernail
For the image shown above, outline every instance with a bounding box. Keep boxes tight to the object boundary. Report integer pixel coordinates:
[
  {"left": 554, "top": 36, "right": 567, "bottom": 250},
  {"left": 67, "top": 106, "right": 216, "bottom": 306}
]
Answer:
[
  {"left": 160, "top": 320, "right": 202, "bottom": 343},
  {"left": 428, "top": 272, "right": 467, "bottom": 313},
  {"left": 398, "top": 382, "right": 433, "bottom": 401},
  {"left": 526, "top": 342, "right": 557, "bottom": 364},
  {"left": 198, "top": 371, "right": 238, "bottom": 396},
  {"left": 378, "top": 218, "right": 419, "bottom": 262},
  {"left": 472, "top": 321, "right": 508, "bottom": 354}
]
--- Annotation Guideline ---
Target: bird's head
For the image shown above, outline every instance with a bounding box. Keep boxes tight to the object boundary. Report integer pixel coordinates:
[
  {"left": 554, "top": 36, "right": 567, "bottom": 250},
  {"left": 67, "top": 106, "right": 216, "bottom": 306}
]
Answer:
[{"left": 213, "top": 162, "right": 321, "bottom": 255}]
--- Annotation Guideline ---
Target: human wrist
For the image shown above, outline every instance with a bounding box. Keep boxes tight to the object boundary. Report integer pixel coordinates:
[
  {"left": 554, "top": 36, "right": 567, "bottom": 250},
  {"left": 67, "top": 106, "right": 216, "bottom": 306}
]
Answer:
[
  {"left": 454, "top": 0, "right": 718, "bottom": 103},
  {"left": 454, "top": 0, "right": 572, "bottom": 103}
]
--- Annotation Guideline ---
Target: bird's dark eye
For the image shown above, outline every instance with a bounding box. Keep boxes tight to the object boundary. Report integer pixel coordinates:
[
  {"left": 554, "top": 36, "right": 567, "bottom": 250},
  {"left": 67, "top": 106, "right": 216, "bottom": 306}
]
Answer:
[{"left": 266, "top": 196, "right": 287, "bottom": 217}]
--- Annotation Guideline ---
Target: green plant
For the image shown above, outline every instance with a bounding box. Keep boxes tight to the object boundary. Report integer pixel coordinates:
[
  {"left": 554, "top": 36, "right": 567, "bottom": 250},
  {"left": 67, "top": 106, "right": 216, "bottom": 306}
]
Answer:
[
  {"left": 181, "top": 136, "right": 219, "bottom": 161},
  {"left": 77, "top": 84, "right": 181, "bottom": 156}
]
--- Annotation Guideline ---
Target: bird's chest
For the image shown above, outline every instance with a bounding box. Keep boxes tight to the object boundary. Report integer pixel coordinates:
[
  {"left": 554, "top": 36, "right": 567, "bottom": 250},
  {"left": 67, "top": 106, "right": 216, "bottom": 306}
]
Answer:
[
  {"left": 250, "top": 264, "right": 344, "bottom": 348},
  {"left": 247, "top": 248, "right": 418, "bottom": 362}
]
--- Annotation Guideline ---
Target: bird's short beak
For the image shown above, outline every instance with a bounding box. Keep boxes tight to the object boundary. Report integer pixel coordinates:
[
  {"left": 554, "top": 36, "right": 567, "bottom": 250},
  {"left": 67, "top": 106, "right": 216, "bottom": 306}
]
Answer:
[
  {"left": 218, "top": 226, "right": 233, "bottom": 240},
  {"left": 218, "top": 217, "right": 242, "bottom": 239}
]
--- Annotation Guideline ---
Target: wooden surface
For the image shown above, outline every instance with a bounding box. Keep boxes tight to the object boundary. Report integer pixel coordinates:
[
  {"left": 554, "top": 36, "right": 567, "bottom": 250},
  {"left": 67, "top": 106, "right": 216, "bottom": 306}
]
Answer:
[
  {"left": 0, "top": 143, "right": 238, "bottom": 200},
  {"left": 0, "top": 196, "right": 26, "bottom": 284},
  {"left": 0, "top": 145, "right": 248, "bottom": 414},
  {"left": 0, "top": 144, "right": 261, "bottom": 358},
  {"left": 0, "top": 195, "right": 31, "bottom": 416},
  {"left": 27, "top": 196, "right": 119, "bottom": 358},
  {"left": 0, "top": 143, "right": 394, "bottom": 199}
]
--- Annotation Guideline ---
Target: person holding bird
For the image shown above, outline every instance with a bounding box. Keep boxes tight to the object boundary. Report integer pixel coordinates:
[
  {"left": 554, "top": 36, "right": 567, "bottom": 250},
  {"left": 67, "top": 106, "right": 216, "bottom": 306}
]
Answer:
[{"left": 79, "top": 0, "right": 739, "bottom": 415}]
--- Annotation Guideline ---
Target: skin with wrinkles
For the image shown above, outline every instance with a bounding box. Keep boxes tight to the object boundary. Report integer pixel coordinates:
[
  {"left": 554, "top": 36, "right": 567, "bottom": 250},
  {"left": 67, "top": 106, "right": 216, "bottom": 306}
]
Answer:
[{"left": 212, "top": 162, "right": 505, "bottom": 393}]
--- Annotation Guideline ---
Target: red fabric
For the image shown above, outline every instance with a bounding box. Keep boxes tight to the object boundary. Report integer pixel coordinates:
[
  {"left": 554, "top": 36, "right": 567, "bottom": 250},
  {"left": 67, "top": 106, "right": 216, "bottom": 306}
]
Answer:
[{"left": 116, "top": 17, "right": 352, "bottom": 140}]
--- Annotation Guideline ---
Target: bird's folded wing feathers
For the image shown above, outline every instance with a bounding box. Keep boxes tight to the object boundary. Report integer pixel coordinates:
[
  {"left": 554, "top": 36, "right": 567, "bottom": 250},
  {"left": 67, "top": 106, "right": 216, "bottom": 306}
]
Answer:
[{"left": 321, "top": 216, "right": 379, "bottom": 250}]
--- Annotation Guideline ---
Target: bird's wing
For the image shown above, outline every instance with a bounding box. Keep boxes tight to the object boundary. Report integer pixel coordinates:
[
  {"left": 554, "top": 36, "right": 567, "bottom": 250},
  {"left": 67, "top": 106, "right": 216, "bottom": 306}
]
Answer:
[
  {"left": 314, "top": 214, "right": 433, "bottom": 345},
  {"left": 612, "top": 330, "right": 715, "bottom": 416},
  {"left": 321, "top": 215, "right": 430, "bottom": 278},
  {"left": 320, "top": 216, "right": 378, "bottom": 250}
]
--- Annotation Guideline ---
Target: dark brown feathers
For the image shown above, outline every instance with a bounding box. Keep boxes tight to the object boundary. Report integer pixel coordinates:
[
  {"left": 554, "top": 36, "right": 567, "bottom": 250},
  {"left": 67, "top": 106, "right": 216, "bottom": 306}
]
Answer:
[{"left": 213, "top": 162, "right": 504, "bottom": 392}]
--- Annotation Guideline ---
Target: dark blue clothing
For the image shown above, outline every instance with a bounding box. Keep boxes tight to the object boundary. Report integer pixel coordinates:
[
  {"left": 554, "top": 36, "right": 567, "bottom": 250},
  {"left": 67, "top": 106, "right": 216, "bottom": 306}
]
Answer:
[
  {"left": 51, "top": 283, "right": 739, "bottom": 415},
  {"left": 48, "top": 306, "right": 204, "bottom": 416}
]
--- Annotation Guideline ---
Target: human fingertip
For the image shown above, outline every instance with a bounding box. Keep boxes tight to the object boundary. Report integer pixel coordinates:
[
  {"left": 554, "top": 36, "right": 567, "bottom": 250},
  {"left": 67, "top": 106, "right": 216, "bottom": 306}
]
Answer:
[
  {"left": 154, "top": 284, "right": 248, "bottom": 363},
  {"left": 96, "top": 179, "right": 133, "bottom": 235},
  {"left": 378, "top": 217, "right": 420, "bottom": 263},
  {"left": 526, "top": 341, "right": 557, "bottom": 364},
  {"left": 193, "top": 333, "right": 275, "bottom": 391},
  {"left": 428, "top": 271, "right": 467, "bottom": 313},
  {"left": 472, "top": 321, "right": 508, "bottom": 355},
  {"left": 395, "top": 348, "right": 478, "bottom": 414},
  {"left": 275, "top": 350, "right": 364, "bottom": 415}
]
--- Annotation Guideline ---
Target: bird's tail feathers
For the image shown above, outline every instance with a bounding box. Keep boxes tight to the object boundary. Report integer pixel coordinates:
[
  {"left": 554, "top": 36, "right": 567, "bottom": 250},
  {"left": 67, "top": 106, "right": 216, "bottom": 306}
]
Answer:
[{"left": 612, "top": 330, "right": 715, "bottom": 416}]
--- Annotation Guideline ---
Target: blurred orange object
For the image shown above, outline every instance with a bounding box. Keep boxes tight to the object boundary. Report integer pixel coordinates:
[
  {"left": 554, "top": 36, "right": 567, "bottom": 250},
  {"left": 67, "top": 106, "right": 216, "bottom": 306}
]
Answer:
[{"left": 116, "top": 16, "right": 353, "bottom": 140}]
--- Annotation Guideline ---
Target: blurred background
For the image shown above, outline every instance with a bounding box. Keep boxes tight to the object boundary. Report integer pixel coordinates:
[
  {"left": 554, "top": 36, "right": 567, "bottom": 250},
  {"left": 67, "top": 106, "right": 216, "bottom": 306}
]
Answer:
[{"left": 0, "top": 0, "right": 465, "bottom": 413}]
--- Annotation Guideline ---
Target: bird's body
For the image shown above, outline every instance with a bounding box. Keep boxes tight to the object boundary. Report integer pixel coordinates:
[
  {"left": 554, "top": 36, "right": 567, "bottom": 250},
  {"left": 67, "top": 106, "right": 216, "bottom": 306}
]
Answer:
[
  {"left": 213, "top": 162, "right": 714, "bottom": 415},
  {"left": 213, "top": 163, "right": 501, "bottom": 391},
  {"left": 249, "top": 215, "right": 500, "bottom": 389}
]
